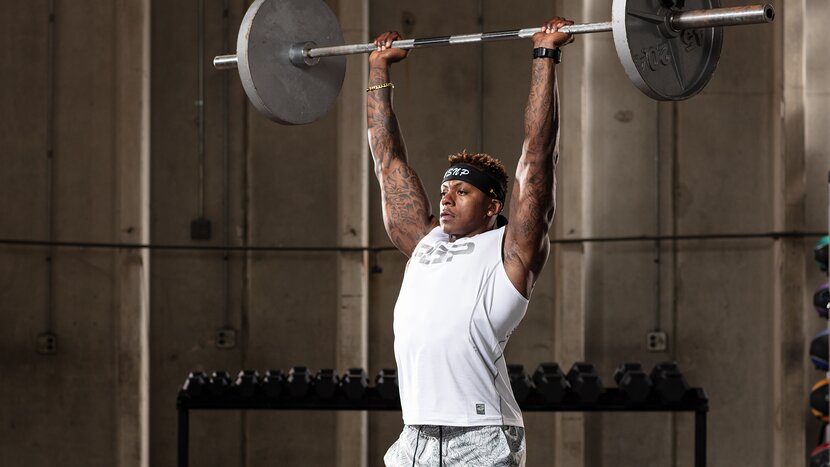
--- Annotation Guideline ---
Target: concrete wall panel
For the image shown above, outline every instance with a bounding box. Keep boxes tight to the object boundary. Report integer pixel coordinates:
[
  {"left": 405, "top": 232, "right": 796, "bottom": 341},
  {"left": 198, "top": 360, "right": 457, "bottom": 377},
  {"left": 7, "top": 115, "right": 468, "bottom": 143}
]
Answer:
[{"left": 0, "top": 0, "right": 124, "bottom": 465}]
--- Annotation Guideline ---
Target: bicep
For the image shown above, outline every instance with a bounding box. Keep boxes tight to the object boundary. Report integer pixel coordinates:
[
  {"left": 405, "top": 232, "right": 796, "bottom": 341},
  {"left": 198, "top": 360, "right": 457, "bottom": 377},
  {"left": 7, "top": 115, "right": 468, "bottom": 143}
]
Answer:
[
  {"left": 503, "top": 156, "right": 556, "bottom": 292},
  {"left": 376, "top": 161, "right": 439, "bottom": 256}
]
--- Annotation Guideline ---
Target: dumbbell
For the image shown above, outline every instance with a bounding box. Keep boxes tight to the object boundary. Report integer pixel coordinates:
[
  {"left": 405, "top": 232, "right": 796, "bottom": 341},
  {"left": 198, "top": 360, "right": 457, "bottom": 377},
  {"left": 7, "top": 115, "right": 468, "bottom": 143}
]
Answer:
[
  {"left": 375, "top": 368, "right": 399, "bottom": 401},
  {"left": 182, "top": 371, "right": 208, "bottom": 397},
  {"left": 342, "top": 368, "right": 369, "bottom": 400},
  {"left": 810, "top": 442, "right": 829, "bottom": 467},
  {"left": 262, "top": 369, "right": 285, "bottom": 397},
  {"left": 811, "top": 379, "right": 829, "bottom": 423},
  {"left": 507, "top": 364, "right": 533, "bottom": 403},
  {"left": 816, "top": 235, "right": 828, "bottom": 272},
  {"left": 613, "top": 362, "right": 652, "bottom": 403},
  {"left": 287, "top": 366, "right": 312, "bottom": 398},
  {"left": 209, "top": 371, "right": 232, "bottom": 397},
  {"left": 815, "top": 283, "right": 829, "bottom": 320},
  {"left": 811, "top": 330, "right": 829, "bottom": 371},
  {"left": 314, "top": 368, "right": 339, "bottom": 399},
  {"left": 650, "top": 362, "right": 689, "bottom": 403},
  {"left": 566, "top": 362, "right": 603, "bottom": 403},
  {"left": 532, "top": 363, "right": 569, "bottom": 404},
  {"left": 235, "top": 370, "right": 260, "bottom": 397}
]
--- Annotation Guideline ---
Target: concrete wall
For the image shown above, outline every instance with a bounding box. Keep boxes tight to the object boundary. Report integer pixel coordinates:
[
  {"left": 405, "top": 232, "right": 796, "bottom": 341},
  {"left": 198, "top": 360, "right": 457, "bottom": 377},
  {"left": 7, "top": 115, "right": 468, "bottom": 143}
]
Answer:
[{"left": 1, "top": 1, "right": 828, "bottom": 467}]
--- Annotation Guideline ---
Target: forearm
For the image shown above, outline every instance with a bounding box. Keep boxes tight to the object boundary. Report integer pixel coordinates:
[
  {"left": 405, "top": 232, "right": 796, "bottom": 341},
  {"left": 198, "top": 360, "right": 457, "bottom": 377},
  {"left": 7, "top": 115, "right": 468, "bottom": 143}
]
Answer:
[
  {"left": 522, "top": 58, "right": 559, "bottom": 161},
  {"left": 367, "top": 63, "right": 408, "bottom": 175},
  {"left": 366, "top": 61, "right": 436, "bottom": 254}
]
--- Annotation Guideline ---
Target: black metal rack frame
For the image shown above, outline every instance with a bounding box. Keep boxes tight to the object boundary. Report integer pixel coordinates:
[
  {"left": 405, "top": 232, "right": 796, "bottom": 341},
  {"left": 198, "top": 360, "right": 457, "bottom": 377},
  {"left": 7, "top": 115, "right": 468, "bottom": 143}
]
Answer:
[{"left": 177, "top": 387, "right": 709, "bottom": 467}]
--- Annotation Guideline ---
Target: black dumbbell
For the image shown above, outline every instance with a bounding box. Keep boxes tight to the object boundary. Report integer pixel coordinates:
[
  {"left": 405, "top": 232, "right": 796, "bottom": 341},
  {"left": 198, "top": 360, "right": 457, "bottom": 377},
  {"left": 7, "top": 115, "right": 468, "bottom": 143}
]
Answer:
[
  {"left": 532, "top": 363, "right": 569, "bottom": 404},
  {"left": 287, "top": 366, "right": 312, "bottom": 398},
  {"left": 209, "top": 371, "right": 232, "bottom": 397},
  {"left": 816, "top": 236, "right": 828, "bottom": 272},
  {"left": 811, "top": 379, "right": 829, "bottom": 423},
  {"left": 811, "top": 442, "right": 829, "bottom": 467},
  {"left": 262, "top": 369, "right": 284, "bottom": 397},
  {"left": 182, "top": 371, "right": 208, "bottom": 397},
  {"left": 650, "top": 362, "right": 689, "bottom": 403},
  {"left": 566, "top": 362, "right": 603, "bottom": 403},
  {"left": 375, "top": 368, "right": 399, "bottom": 401},
  {"left": 343, "top": 368, "right": 369, "bottom": 400},
  {"left": 507, "top": 364, "right": 533, "bottom": 403},
  {"left": 314, "top": 368, "right": 339, "bottom": 399},
  {"left": 235, "top": 370, "right": 260, "bottom": 397},
  {"left": 811, "top": 330, "right": 829, "bottom": 371},
  {"left": 614, "top": 362, "right": 652, "bottom": 403}
]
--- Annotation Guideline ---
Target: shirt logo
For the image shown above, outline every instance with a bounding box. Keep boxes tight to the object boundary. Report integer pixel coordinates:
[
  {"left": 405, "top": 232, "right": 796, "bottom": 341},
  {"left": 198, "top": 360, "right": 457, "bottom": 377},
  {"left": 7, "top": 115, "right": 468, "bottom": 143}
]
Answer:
[
  {"left": 476, "top": 403, "right": 485, "bottom": 415},
  {"left": 412, "top": 241, "right": 475, "bottom": 265}
]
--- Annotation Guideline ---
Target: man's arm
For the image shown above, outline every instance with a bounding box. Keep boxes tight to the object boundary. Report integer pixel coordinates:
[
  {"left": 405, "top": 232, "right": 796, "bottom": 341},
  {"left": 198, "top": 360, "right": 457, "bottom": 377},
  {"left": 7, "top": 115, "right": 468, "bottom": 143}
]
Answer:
[
  {"left": 504, "top": 18, "right": 574, "bottom": 297},
  {"left": 367, "top": 32, "right": 438, "bottom": 257}
]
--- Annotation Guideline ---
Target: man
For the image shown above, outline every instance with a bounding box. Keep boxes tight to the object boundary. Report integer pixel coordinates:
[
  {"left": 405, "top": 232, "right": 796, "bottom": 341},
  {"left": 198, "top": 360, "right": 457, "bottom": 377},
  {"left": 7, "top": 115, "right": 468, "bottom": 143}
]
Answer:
[{"left": 367, "top": 17, "right": 574, "bottom": 466}]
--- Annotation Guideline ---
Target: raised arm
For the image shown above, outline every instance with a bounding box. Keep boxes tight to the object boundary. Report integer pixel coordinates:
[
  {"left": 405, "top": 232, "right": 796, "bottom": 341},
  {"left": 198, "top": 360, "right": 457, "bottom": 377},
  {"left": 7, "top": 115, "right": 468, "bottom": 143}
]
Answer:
[
  {"left": 503, "top": 18, "right": 574, "bottom": 297},
  {"left": 367, "top": 32, "right": 438, "bottom": 257}
]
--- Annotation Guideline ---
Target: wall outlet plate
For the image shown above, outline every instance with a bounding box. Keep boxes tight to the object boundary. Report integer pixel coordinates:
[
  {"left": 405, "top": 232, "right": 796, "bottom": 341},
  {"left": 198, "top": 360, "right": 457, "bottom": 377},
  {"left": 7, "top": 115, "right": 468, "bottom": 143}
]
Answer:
[
  {"left": 191, "top": 217, "right": 212, "bottom": 240},
  {"left": 216, "top": 328, "right": 236, "bottom": 349},
  {"left": 647, "top": 331, "right": 667, "bottom": 352},
  {"left": 37, "top": 333, "right": 57, "bottom": 354}
]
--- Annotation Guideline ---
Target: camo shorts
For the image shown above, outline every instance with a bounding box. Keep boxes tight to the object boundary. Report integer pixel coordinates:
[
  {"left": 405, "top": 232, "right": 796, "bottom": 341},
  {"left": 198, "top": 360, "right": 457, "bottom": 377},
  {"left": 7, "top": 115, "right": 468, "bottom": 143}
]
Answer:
[{"left": 383, "top": 425, "right": 525, "bottom": 466}]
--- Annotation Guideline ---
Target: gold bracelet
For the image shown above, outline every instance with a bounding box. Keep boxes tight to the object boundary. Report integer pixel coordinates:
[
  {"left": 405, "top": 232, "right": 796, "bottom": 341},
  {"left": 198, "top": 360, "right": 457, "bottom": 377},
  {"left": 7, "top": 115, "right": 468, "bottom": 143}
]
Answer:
[{"left": 366, "top": 82, "right": 394, "bottom": 92}]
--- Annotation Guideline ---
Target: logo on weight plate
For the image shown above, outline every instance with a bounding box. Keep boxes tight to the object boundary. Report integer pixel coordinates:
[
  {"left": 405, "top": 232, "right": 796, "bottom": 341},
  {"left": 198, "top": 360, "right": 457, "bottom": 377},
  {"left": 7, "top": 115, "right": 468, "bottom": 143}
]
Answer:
[{"left": 634, "top": 41, "right": 671, "bottom": 72}]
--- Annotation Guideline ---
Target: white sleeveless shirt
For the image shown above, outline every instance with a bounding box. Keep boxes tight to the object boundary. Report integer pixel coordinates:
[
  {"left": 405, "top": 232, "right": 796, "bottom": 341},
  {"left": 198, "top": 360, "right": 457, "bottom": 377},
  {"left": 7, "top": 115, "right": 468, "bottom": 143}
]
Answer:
[{"left": 393, "top": 226, "right": 529, "bottom": 427}]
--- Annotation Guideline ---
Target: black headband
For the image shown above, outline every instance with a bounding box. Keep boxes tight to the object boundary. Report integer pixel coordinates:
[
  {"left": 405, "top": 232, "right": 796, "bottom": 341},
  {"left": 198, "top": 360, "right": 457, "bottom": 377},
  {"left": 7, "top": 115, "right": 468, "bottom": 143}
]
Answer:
[{"left": 442, "top": 163, "right": 506, "bottom": 203}]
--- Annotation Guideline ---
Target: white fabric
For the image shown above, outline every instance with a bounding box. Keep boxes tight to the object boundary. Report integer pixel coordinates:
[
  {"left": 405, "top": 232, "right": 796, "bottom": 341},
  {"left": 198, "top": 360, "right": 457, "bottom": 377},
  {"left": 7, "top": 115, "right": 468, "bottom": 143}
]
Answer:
[{"left": 393, "top": 226, "right": 529, "bottom": 427}]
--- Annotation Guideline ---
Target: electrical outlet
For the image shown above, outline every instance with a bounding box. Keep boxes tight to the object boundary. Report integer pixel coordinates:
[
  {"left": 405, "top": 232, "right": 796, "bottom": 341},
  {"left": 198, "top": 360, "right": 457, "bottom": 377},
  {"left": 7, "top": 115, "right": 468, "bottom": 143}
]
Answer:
[
  {"left": 647, "top": 331, "right": 667, "bottom": 352},
  {"left": 216, "top": 327, "right": 237, "bottom": 349},
  {"left": 36, "top": 333, "right": 57, "bottom": 354}
]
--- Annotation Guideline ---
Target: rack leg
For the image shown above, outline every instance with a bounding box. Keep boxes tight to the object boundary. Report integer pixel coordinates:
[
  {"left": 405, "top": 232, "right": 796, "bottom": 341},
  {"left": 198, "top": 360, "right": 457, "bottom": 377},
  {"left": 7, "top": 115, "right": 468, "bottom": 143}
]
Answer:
[
  {"left": 695, "top": 410, "right": 707, "bottom": 467},
  {"left": 178, "top": 408, "right": 189, "bottom": 467}
]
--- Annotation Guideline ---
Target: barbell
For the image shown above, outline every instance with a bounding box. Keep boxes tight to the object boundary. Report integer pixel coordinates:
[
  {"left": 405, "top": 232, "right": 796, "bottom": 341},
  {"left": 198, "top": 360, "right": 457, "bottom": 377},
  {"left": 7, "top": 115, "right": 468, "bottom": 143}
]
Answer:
[{"left": 213, "top": 0, "right": 775, "bottom": 125}]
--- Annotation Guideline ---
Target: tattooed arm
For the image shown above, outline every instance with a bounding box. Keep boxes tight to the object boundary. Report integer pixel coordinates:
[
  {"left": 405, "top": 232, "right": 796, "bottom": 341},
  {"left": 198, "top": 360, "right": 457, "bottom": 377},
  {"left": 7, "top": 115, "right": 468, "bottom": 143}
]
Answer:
[
  {"left": 504, "top": 18, "right": 574, "bottom": 297},
  {"left": 368, "top": 32, "right": 439, "bottom": 257}
]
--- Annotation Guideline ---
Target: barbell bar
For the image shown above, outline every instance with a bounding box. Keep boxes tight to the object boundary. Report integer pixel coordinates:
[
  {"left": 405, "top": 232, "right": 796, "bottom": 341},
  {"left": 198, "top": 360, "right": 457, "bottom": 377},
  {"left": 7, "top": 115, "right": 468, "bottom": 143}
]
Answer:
[{"left": 213, "top": 0, "right": 774, "bottom": 125}]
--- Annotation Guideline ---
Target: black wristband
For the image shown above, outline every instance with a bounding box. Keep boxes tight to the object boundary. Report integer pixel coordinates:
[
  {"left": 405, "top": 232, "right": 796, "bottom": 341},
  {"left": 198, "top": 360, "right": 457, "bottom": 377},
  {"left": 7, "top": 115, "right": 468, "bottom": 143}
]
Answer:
[{"left": 532, "top": 47, "right": 561, "bottom": 64}]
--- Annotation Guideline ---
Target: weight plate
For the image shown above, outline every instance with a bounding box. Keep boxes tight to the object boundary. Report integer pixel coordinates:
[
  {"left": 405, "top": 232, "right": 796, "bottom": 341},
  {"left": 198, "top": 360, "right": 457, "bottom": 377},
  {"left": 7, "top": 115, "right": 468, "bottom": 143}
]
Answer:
[
  {"left": 237, "top": 0, "right": 346, "bottom": 124},
  {"left": 613, "top": 0, "right": 723, "bottom": 100}
]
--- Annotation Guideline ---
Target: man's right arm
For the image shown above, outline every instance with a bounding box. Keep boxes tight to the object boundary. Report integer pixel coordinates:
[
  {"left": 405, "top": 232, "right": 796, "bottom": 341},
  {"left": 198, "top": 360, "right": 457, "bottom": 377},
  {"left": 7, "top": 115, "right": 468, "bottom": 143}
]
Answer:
[{"left": 368, "top": 32, "right": 438, "bottom": 257}]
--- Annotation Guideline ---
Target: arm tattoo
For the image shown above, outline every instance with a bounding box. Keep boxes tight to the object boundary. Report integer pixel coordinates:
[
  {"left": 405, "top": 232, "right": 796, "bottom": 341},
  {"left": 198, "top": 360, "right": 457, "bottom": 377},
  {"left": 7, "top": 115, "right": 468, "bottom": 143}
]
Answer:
[
  {"left": 368, "top": 65, "right": 437, "bottom": 256},
  {"left": 504, "top": 59, "right": 559, "bottom": 292}
]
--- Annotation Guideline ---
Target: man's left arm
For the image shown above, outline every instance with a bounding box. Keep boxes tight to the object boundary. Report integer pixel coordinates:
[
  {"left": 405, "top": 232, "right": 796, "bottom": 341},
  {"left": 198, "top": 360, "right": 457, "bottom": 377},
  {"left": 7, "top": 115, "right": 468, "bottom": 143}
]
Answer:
[{"left": 504, "top": 18, "right": 573, "bottom": 298}]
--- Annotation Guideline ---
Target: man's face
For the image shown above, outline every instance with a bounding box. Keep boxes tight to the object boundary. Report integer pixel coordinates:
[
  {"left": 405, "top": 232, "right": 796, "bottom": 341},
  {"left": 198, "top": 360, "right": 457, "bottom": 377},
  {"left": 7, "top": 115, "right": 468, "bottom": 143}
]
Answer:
[{"left": 439, "top": 180, "right": 500, "bottom": 238}]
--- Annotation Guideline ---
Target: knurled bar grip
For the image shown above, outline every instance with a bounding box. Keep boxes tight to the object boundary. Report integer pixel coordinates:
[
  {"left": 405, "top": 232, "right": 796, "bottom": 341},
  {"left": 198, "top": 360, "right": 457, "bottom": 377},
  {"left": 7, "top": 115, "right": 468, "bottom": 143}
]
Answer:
[{"left": 212, "top": 4, "right": 773, "bottom": 70}]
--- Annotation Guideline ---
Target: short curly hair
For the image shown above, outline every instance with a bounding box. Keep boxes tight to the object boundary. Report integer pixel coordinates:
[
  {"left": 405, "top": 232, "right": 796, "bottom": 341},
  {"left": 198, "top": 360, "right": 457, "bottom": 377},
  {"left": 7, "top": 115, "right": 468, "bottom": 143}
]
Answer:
[{"left": 447, "top": 150, "right": 509, "bottom": 194}]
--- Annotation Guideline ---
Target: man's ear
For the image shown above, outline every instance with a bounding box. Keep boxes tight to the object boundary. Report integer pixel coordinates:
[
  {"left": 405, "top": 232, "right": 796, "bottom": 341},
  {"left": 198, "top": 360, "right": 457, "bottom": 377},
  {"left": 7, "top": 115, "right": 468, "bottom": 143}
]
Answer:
[{"left": 488, "top": 199, "right": 503, "bottom": 217}]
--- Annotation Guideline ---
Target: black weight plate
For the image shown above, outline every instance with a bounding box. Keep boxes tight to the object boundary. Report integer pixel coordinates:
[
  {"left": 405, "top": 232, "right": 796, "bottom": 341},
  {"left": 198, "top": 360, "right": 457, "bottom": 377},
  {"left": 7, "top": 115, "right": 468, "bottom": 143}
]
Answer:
[{"left": 613, "top": 0, "right": 723, "bottom": 100}]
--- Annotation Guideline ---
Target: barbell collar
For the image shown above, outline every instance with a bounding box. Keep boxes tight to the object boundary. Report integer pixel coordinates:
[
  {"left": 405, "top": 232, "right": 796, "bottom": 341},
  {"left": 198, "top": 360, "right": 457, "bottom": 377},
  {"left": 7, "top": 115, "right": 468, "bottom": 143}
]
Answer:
[{"left": 289, "top": 42, "right": 320, "bottom": 68}]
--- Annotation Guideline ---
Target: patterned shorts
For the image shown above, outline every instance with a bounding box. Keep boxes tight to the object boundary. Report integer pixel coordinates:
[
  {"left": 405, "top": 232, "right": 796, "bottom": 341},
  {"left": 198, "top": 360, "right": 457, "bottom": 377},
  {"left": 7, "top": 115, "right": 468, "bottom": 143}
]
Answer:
[{"left": 383, "top": 425, "right": 526, "bottom": 466}]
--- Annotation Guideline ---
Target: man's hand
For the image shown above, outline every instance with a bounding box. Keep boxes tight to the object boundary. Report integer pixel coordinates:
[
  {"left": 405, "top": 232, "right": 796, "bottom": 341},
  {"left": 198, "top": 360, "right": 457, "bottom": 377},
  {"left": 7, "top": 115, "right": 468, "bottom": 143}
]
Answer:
[
  {"left": 369, "top": 31, "right": 409, "bottom": 67},
  {"left": 531, "top": 17, "right": 574, "bottom": 49}
]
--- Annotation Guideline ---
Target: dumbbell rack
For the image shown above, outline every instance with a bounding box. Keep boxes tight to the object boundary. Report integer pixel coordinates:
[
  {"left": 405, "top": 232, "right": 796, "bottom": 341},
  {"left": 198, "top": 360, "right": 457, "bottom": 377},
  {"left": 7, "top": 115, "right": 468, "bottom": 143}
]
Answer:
[{"left": 176, "top": 376, "right": 709, "bottom": 466}]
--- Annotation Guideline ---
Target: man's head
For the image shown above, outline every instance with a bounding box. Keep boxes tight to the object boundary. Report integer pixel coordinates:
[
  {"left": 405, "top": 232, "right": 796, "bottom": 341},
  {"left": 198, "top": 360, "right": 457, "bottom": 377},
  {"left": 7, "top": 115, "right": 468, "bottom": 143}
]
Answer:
[{"left": 439, "top": 151, "right": 509, "bottom": 238}]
